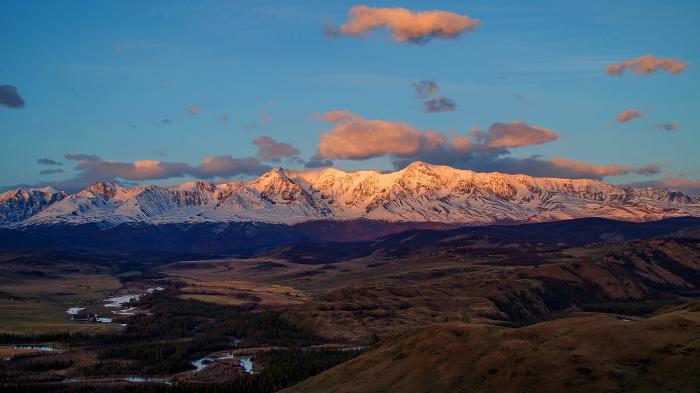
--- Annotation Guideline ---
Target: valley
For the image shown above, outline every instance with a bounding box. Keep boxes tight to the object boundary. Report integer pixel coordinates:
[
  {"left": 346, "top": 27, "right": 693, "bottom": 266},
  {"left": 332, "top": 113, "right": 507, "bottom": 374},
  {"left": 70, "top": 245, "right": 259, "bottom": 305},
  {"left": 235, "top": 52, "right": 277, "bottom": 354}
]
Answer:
[{"left": 1, "top": 217, "right": 699, "bottom": 391}]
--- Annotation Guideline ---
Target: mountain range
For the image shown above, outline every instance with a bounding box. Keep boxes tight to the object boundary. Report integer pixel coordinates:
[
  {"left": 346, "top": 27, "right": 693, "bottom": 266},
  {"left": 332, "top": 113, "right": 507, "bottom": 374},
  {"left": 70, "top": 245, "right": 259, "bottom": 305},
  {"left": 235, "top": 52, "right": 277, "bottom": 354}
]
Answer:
[{"left": 1, "top": 161, "right": 699, "bottom": 228}]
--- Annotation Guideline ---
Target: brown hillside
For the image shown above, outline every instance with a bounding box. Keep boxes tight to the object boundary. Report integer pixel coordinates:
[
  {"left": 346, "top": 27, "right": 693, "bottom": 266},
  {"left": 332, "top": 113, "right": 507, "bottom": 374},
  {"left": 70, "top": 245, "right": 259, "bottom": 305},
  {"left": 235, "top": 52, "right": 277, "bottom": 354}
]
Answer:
[{"left": 284, "top": 303, "right": 700, "bottom": 393}]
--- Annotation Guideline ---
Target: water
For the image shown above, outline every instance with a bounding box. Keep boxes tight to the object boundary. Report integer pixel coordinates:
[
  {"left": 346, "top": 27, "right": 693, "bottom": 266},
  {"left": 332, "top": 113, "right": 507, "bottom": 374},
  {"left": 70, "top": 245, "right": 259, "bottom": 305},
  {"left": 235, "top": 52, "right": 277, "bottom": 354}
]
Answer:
[
  {"left": 66, "top": 306, "right": 85, "bottom": 315},
  {"left": 124, "top": 376, "right": 171, "bottom": 384},
  {"left": 191, "top": 353, "right": 255, "bottom": 374},
  {"left": 239, "top": 356, "right": 254, "bottom": 374},
  {"left": 65, "top": 287, "right": 165, "bottom": 326},
  {"left": 14, "top": 345, "right": 56, "bottom": 352},
  {"left": 103, "top": 294, "right": 141, "bottom": 308}
]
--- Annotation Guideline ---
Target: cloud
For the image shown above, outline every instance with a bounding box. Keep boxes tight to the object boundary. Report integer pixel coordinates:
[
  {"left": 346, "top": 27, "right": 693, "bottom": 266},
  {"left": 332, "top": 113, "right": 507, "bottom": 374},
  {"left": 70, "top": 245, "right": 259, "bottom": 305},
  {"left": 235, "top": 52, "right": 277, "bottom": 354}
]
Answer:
[
  {"left": 65, "top": 153, "right": 101, "bottom": 162},
  {"left": 75, "top": 159, "right": 193, "bottom": 181},
  {"left": 304, "top": 157, "right": 334, "bottom": 168},
  {"left": 187, "top": 106, "right": 201, "bottom": 114},
  {"left": 39, "top": 169, "right": 65, "bottom": 175},
  {"left": 411, "top": 80, "right": 457, "bottom": 113},
  {"left": 0, "top": 85, "right": 25, "bottom": 108},
  {"left": 424, "top": 96, "right": 456, "bottom": 112},
  {"left": 313, "top": 111, "right": 431, "bottom": 160},
  {"left": 253, "top": 136, "right": 301, "bottom": 162},
  {"left": 74, "top": 156, "right": 269, "bottom": 181},
  {"left": 260, "top": 108, "right": 272, "bottom": 122},
  {"left": 606, "top": 55, "right": 688, "bottom": 76},
  {"left": 330, "top": 6, "right": 479, "bottom": 44},
  {"left": 622, "top": 177, "right": 700, "bottom": 195},
  {"left": 616, "top": 109, "right": 643, "bottom": 123},
  {"left": 312, "top": 111, "right": 557, "bottom": 161},
  {"left": 192, "top": 156, "right": 270, "bottom": 178},
  {"left": 548, "top": 157, "right": 660, "bottom": 177},
  {"left": 656, "top": 123, "right": 680, "bottom": 131},
  {"left": 311, "top": 111, "right": 659, "bottom": 181},
  {"left": 412, "top": 80, "right": 439, "bottom": 99},
  {"left": 392, "top": 153, "right": 660, "bottom": 181},
  {"left": 37, "top": 158, "right": 62, "bottom": 166},
  {"left": 473, "top": 121, "right": 558, "bottom": 149},
  {"left": 27, "top": 153, "right": 272, "bottom": 192}
]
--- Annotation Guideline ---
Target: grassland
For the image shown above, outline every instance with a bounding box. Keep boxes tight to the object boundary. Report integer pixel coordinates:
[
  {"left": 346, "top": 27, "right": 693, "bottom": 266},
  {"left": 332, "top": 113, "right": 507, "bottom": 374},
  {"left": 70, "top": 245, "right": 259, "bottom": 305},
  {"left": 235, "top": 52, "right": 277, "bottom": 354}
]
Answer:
[
  {"left": 284, "top": 302, "right": 700, "bottom": 393},
  {"left": 0, "top": 275, "right": 123, "bottom": 335}
]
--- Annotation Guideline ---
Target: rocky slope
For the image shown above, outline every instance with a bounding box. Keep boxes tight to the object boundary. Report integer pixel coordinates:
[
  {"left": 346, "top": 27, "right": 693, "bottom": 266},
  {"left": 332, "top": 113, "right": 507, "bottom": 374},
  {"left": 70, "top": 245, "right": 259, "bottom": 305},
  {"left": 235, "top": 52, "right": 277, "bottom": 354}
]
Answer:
[
  {"left": 2, "top": 162, "right": 699, "bottom": 227},
  {"left": 0, "top": 187, "right": 67, "bottom": 224}
]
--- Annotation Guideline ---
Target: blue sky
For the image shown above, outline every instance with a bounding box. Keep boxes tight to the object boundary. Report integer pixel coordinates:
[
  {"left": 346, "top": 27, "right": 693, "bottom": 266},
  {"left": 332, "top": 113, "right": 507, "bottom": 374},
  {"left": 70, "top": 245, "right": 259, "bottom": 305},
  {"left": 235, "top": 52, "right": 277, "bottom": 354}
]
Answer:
[{"left": 1, "top": 0, "right": 698, "bottom": 192}]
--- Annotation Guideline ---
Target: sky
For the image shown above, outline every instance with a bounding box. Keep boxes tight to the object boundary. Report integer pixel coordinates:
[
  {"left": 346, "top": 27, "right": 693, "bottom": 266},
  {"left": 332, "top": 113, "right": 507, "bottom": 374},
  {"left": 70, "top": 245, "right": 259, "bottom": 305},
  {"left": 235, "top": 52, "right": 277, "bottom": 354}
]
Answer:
[{"left": 1, "top": 0, "right": 699, "bottom": 193}]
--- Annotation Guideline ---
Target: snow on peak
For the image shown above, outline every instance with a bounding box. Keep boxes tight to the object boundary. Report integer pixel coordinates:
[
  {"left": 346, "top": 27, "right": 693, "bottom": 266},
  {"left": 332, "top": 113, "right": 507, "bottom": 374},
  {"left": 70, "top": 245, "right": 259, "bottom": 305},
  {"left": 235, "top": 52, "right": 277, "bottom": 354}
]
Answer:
[{"left": 3, "top": 162, "right": 700, "bottom": 227}]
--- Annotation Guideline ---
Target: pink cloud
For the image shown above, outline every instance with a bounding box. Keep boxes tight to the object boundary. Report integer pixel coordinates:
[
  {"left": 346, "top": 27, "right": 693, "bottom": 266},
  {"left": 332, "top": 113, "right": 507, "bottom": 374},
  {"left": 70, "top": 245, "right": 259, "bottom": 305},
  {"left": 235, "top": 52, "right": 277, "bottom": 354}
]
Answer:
[
  {"left": 187, "top": 106, "right": 201, "bottom": 114},
  {"left": 253, "top": 136, "right": 301, "bottom": 162},
  {"left": 548, "top": 157, "right": 660, "bottom": 178},
  {"left": 616, "top": 109, "right": 643, "bottom": 123},
  {"left": 606, "top": 55, "right": 688, "bottom": 76},
  {"left": 314, "top": 111, "right": 425, "bottom": 159},
  {"left": 475, "top": 121, "right": 559, "bottom": 149},
  {"left": 332, "top": 6, "right": 479, "bottom": 44},
  {"left": 61, "top": 153, "right": 271, "bottom": 186},
  {"left": 312, "top": 112, "right": 558, "bottom": 161}
]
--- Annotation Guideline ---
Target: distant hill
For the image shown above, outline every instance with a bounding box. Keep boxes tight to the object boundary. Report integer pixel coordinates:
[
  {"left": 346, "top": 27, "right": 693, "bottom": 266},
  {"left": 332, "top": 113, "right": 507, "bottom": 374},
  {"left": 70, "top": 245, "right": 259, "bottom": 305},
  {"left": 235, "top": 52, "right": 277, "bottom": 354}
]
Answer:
[
  {"left": 284, "top": 302, "right": 700, "bottom": 393},
  {"left": 1, "top": 217, "right": 699, "bottom": 256}
]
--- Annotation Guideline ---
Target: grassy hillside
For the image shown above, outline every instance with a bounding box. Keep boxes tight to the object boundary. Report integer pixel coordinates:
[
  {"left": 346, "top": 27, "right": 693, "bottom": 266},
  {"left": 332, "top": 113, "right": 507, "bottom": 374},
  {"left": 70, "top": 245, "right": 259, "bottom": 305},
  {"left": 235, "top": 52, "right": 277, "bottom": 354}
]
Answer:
[{"left": 284, "top": 302, "right": 700, "bottom": 393}]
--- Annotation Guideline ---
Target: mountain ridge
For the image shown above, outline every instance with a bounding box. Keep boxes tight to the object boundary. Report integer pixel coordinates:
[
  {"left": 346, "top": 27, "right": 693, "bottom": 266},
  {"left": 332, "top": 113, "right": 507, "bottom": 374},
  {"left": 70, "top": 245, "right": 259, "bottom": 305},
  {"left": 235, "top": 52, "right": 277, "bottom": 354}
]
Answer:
[{"left": 2, "top": 161, "right": 699, "bottom": 227}]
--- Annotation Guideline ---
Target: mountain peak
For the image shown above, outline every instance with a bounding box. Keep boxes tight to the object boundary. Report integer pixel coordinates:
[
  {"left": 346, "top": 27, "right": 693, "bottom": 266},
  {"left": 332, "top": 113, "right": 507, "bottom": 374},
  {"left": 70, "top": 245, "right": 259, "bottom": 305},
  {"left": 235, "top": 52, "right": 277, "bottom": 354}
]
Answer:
[
  {"left": 86, "top": 182, "right": 120, "bottom": 197},
  {"left": 3, "top": 164, "right": 699, "bottom": 227}
]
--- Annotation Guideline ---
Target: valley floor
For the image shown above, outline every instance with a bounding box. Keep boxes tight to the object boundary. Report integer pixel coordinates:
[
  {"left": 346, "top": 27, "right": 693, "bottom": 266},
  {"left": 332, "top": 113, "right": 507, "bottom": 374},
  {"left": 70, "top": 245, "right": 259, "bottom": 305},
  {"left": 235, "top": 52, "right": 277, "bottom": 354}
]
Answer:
[{"left": 1, "top": 221, "right": 700, "bottom": 392}]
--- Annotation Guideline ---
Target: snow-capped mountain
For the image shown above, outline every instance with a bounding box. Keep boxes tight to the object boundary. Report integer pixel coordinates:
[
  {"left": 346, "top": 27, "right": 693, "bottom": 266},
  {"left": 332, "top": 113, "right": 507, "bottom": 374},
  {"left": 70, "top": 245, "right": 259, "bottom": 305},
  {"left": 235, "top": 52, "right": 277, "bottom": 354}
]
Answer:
[
  {"left": 2, "top": 162, "right": 699, "bottom": 228},
  {"left": 0, "top": 187, "right": 68, "bottom": 224}
]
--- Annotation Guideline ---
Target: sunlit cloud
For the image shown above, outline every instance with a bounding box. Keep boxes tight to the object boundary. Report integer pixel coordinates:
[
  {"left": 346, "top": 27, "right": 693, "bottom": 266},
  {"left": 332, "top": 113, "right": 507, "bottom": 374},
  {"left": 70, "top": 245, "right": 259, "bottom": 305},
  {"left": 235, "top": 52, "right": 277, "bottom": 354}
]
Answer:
[
  {"left": 0, "top": 85, "right": 25, "bottom": 108},
  {"left": 328, "top": 6, "right": 479, "bottom": 44},
  {"left": 312, "top": 111, "right": 557, "bottom": 161},
  {"left": 616, "top": 109, "right": 643, "bottom": 122},
  {"left": 548, "top": 157, "right": 660, "bottom": 178},
  {"left": 31, "top": 152, "right": 271, "bottom": 192},
  {"left": 474, "top": 121, "right": 558, "bottom": 149},
  {"left": 253, "top": 136, "right": 301, "bottom": 162},
  {"left": 311, "top": 111, "right": 659, "bottom": 181},
  {"left": 606, "top": 55, "right": 688, "bottom": 76}
]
